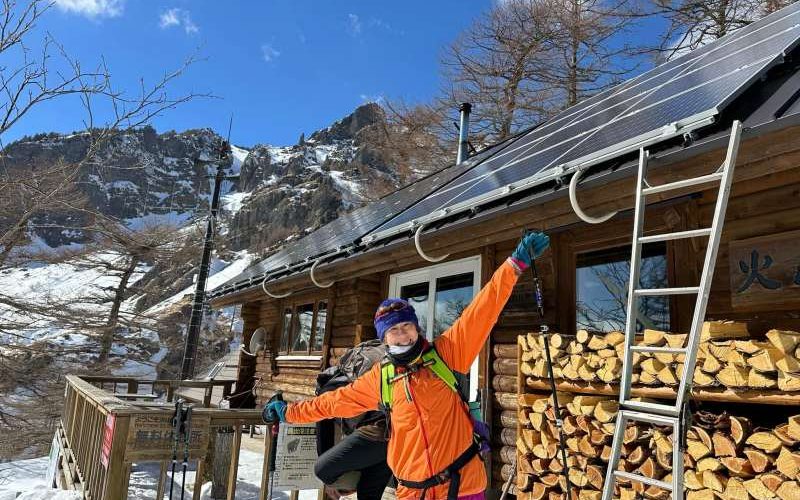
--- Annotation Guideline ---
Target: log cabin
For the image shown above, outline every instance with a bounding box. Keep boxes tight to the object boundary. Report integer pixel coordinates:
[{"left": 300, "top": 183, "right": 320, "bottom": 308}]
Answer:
[{"left": 208, "top": 5, "right": 800, "bottom": 495}]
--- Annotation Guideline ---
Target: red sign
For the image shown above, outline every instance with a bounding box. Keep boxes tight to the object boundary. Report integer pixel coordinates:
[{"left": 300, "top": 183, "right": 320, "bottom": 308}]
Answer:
[{"left": 100, "top": 414, "right": 116, "bottom": 469}]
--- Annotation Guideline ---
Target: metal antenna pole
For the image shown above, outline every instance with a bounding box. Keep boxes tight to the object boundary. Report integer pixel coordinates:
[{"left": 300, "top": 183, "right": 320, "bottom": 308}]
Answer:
[{"left": 180, "top": 119, "right": 238, "bottom": 380}]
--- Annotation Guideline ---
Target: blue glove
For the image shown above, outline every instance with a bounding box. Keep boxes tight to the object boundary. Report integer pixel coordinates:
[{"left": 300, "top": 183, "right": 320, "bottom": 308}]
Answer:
[
  {"left": 262, "top": 400, "right": 287, "bottom": 423},
  {"left": 511, "top": 231, "right": 550, "bottom": 267}
]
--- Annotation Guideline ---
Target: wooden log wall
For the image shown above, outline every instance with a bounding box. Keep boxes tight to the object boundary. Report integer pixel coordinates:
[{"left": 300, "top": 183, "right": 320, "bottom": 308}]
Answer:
[
  {"left": 492, "top": 342, "right": 519, "bottom": 491},
  {"left": 250, "top": 274, "right": 383, "bottom": 405},
  {"left": 696, "top": 166, "right": 800, "bottom": 333},
  {"left": 327, "top": 275, "right": 382, "bottom": 367}
]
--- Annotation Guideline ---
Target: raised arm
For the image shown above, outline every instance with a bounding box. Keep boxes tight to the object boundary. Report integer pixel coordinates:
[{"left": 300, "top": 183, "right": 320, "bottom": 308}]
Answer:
[
  {"left": 284, "top": 364, "right": 381, "bottom": 424},
  {"left": 435, "top": 259, "right": 520, "bottom": 373},
  {"left": 435, "top": 232, "right": 549, "bottom": 373}
]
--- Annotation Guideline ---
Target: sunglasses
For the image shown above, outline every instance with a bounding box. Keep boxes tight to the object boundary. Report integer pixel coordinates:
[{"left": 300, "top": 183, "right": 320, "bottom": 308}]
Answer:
[{"left": 375, "top": 300, "right": 410, "bottom": 319}]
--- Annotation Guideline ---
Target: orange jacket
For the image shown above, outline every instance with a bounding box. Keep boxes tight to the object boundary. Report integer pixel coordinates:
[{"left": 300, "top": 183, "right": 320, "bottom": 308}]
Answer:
[{"left": 285, "top": 259, "right": 520, "bottom": 499}]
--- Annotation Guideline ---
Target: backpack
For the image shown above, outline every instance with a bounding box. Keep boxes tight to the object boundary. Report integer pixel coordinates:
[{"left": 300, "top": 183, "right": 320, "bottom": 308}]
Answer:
[
  {"left": 378, "top": 346, "right": 491, "bottom": 456},
  {"left": 315, "top": 340, "right": 387, "bottom": 454}
]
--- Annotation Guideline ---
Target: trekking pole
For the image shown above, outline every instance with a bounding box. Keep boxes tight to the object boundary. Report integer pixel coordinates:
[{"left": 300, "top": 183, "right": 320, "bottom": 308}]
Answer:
[
  {"left": 498, "top": 455, "right": 517, "bottom": 500},
  {"left": 527, "top": 232, "right": 573, "bottom": 500},
  {"left": 169, "top": 399, "right": 184, "bottom": 500},
  {"left": 180, "top": 405, "right": 193, "bottom": 500},
  {"left": 263, "top": 391, "right": 283, "bottom": 500}
]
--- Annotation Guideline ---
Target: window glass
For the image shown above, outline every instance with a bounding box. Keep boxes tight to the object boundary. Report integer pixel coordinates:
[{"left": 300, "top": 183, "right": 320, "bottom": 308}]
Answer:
[
  {"left": 312, "top": 301, "right": 327, "bottom": 352},
  {"left": 280, "top": 308, "right": 292, "bottom": 353},
  {"left": 291, "top": 303, "right": 314, "bottom": 353},
  {"left": 433, "top": 272, "right": 474, "bottom": 337},
  {"left": 400, "top": 282, "right": 429, "bottom": 336},
  {"left": 576, "top": 243, "right": 670, "bottom": 333}
]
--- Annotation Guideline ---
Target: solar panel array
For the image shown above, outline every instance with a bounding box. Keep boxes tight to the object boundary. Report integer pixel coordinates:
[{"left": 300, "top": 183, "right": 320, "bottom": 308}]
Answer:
[
  {"left": 221, "top": 141, "right": 514, "bottom": 288},
  {"left": 216, "top": 2, "right": 800, "bottom": 294},
  {"left": 366, "top": 2, "right": 800, "bottom": 241}
]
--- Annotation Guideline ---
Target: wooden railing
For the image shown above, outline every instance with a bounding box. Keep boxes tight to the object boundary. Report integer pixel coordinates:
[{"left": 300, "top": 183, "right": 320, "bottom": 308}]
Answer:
[{"left": 56, "top": 375, "right": 262, "bottom": 500}]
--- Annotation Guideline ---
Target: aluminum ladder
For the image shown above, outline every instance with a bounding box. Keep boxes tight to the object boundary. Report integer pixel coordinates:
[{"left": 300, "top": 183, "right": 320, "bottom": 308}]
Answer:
[{"left": 601, "top": 120, "right": 743, "bottom": 499}]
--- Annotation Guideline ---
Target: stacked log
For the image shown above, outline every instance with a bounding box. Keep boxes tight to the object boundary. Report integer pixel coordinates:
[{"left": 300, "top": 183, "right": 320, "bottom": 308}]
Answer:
[
  {"left": 516, "top": 393, "right": 800, "bottom": 500},
  {"left": 520, "top": 323, "right": 800, "bottom": 393}
]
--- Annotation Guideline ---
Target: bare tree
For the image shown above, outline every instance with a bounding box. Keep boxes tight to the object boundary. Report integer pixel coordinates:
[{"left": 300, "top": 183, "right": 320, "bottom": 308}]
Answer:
[
  {"left": 649, "top": 0, "right": 796, "bottom": 59},
  {"left": 0, "top": 0, "right": 206, "bottom": 454},
  {"left": 545, "top": 0, "right": 645, "bottom": 107},
  {"left": 376, "top": 100, "right": 453, "bottom": 177},
  {"left": 438, "top": 0, "right": 646, "bottom": 144},
  {"left": 63, "top": 218, "right": 180, "bottom": 362},
  {"left": 440, "top": 0, "right": 560, "bottom": 143}
]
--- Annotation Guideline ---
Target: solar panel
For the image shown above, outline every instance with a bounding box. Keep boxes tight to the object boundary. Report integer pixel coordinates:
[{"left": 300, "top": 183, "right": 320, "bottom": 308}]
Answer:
[
  {"left": 366, "top": 2, "right": 800, "bottom": 241},
  {"left": 214, "top": 142, "right": 510, "bottom": 290}
]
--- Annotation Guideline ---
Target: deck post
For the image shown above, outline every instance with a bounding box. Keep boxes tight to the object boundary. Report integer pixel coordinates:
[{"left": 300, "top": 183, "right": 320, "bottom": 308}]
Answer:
[{"left": 101, "top": 414, "right": 131, "bottom": 500}]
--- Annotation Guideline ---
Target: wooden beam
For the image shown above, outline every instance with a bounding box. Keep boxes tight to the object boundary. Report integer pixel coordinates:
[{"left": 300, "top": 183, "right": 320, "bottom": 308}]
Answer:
[
  {"left": 226, "top": 423, "right": 243, "bottom": 500},
  {"left": 526, "top": 378, "right": 800, "bottom": 406}
]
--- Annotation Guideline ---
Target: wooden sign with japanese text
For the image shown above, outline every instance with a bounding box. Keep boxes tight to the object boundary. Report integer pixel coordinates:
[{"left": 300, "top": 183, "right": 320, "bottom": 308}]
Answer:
[
  {"left": 728, "top": 230, "right": 800, "bottom": 310},
  {"left": 125, "top": 412, "right": 210, "bottom": 462}
]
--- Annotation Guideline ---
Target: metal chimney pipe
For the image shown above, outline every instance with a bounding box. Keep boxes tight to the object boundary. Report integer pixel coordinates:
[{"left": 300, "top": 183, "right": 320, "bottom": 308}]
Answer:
[{"left": 456, "top": 102, "right": 472, "bottom": 165}]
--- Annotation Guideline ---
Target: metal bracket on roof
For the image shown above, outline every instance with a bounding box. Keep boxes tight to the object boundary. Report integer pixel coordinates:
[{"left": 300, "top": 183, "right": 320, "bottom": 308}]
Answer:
[
  {"left": 569, "top": 166, "right": 618, "bottom": 224},
  {"left": 261, "top": 274, "right": 291, "bottom": 299},
  {"left": 414, "top": 222, "right": 450, "bottom": 263},
  {"left": 310, "top": 258, "right": 334, "bottom": 288}
]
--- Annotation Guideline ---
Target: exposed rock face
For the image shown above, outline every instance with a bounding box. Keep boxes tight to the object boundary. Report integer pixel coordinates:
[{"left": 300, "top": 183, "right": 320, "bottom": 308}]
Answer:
[
  {"left": 227, "top": 103, "right": 405, "bottom": 251},
  {"left": 1, "top": 102, "right": 434, "bottom": 268},
  {"left": 2, "top": 126, "right": 223, "bottom": 247}
]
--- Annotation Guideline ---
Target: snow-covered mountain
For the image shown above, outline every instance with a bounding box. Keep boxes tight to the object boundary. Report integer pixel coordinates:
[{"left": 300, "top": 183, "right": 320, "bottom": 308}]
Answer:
[{"left": 0, "top": 103, "right": 437, "bottom": 460}]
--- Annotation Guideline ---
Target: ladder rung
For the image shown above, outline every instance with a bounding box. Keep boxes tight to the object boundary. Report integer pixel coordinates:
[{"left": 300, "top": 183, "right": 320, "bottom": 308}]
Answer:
[
  {"left": 638, "top": 228, "right": 712, "bottom": 243},
  {"left": 642, "top": 172, "right": 723, "bottom": 195},
  {"left": 634, "top": 286, "right": 699, "bottom": 296},
  {"left": 619, "top": 409, "right": 680, "bottom": 427},
  {"left": 630, "top": 346, "right": 686, "bottom": 354},
  {"left": 613, "top": 471, "right": 673, "bottom": 491},
  {"left": 622, "top": 400, "right": 681, "bottom": 417}
]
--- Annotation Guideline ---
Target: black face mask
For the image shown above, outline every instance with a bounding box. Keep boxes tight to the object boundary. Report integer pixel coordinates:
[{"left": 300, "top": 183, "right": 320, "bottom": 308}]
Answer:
[{"left": 388, "top": 335, "right": 427, "bottom": 366}]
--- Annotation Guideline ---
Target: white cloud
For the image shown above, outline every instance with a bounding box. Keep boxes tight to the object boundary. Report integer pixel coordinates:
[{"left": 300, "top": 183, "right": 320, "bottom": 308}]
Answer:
[
  {"left": 347, "top": 13, "right": 362, "bottom": 36},
  {"left": 159, "top": 8, "right": 198, "bottom": 34},
  {"left": 261, "top": 44, "right": 281, "bottom": 63},
  {"left": 54, "top": 0, "right": 123, "bottom": 18}
]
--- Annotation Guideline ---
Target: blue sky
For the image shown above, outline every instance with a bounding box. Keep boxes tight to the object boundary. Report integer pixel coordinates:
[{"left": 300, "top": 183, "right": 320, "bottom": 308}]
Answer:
[{"left": 8, "top": 0, "right": 491, "bottom": 147}]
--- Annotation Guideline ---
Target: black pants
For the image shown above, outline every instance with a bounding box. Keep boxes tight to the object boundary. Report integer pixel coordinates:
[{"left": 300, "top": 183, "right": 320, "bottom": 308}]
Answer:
[{"left": 314, "top": 430, "right": 392, "bottom": 500}]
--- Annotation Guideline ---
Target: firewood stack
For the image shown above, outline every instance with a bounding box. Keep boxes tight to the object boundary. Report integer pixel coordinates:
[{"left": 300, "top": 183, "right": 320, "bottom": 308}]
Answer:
[
  {"left": 520, "top": 322, "right": 800, "bottom": 393},
  {"left": 516, "top": 392, "right": 800, "bottom": 500}
]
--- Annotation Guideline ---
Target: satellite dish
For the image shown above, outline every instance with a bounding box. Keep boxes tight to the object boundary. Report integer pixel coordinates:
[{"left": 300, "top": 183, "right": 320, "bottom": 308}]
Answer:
[{"left": 241, "top": 327, "right": 267, "bottom": 356}]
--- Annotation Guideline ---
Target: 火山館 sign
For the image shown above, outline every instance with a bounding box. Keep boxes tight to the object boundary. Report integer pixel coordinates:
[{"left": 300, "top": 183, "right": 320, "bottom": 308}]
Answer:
[{"left": 729, "top": 230, "right": 800, "bottom": 310}]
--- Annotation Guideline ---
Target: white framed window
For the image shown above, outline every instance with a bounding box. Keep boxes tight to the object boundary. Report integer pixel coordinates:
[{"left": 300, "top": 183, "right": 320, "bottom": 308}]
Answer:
[{"left": 388, "top": 255, "right": 482, "bottom": 401}]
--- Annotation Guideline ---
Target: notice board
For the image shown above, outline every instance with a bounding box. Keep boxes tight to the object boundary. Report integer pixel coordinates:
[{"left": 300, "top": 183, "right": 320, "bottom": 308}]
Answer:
[{"left": 272, "top": 423, "right": 323, "bottom": 491}]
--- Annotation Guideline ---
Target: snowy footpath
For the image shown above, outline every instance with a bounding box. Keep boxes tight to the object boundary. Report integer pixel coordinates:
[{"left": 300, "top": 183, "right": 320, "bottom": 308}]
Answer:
[{"left": 0, "top": 451, "right": 320, "bottom": 500}]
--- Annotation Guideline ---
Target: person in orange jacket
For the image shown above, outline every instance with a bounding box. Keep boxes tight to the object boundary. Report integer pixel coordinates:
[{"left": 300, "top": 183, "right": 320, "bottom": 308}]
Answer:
[{"left": 264, "top": 232, "right": 549, "bottom": 500}]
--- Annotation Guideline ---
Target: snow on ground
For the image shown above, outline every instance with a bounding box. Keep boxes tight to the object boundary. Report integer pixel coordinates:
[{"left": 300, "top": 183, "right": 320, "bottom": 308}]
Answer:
[
  {"left": 230, "top": 145, "right": 249, "bottom": 174},
  {"left": 0, "top": 457, "right": 80, "bottom": 499},
  {"left": 1, "top": 451, "right": 319, "bottom": 500},
  {"left": 221, "top": 190, "right": 253, "bottom": 212},
  {"left": 126, "top": 211, "right": 195, "bottom": 231},
  {"left": 143, "top": 250, "right": 254, "bottom": 317},
  {"left": 0, "top": 250, "right": 150, "bottom": 346},
  {"left": 268, "top": 145, "right": 300, "bottom": 164}
]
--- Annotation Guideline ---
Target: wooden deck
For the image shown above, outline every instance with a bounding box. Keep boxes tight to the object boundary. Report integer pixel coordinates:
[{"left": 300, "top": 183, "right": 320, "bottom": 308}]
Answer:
[{"left": 54, "top": 374, "right": 262, "bottom": 500}]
